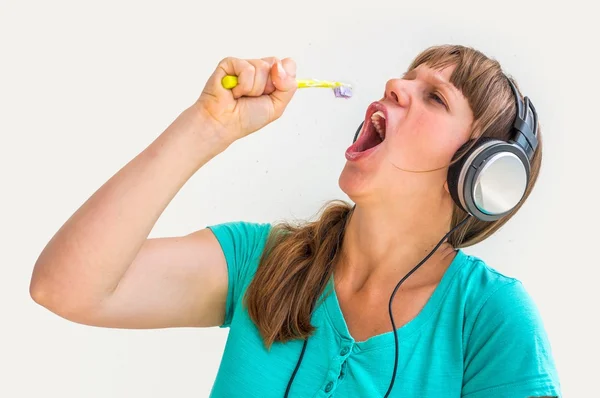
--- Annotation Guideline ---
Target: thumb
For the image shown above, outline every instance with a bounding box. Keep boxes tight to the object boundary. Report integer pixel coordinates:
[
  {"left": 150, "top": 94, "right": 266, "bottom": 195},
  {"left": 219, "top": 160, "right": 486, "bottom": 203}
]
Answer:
[{"left": 270, "top": 58, "right": 297, "bottom": 119}]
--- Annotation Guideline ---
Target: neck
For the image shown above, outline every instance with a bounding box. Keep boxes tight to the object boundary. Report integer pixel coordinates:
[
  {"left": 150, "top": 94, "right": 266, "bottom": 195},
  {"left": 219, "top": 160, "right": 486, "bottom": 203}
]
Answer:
[{"left": 338, "top": 186, "right": 457, "bottom": 289}]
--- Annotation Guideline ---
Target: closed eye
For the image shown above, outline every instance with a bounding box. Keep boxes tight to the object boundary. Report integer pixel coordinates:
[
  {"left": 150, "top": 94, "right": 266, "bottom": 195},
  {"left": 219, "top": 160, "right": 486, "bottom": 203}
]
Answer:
[{"left": 429, "top": 92, "right": 447, "bottom": 109}]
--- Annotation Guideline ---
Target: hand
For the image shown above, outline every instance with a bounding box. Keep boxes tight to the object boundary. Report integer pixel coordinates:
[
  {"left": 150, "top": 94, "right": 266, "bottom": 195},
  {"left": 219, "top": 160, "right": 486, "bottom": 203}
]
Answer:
[{"left": 195, "top": 57, "right": 297, "bottom": 145}]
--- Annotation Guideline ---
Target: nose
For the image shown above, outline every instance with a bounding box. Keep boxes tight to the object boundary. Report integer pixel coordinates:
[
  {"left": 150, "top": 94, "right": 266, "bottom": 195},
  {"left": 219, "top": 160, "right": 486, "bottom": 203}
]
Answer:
[{"left": 384, "top": 78, "right": 410, "bottom": 107}]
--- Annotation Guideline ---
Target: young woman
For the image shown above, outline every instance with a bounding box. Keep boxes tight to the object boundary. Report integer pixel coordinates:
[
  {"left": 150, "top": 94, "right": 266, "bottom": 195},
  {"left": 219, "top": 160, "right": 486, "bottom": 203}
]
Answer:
[{"left": 30, "top": 44, "right": 560, "bottom": 397}]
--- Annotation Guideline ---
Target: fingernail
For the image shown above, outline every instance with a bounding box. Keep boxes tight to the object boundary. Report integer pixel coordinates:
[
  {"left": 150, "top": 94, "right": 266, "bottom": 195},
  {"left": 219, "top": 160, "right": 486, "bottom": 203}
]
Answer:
[{"left": 277, "top": 61, "right": 286, "bottom": 78}]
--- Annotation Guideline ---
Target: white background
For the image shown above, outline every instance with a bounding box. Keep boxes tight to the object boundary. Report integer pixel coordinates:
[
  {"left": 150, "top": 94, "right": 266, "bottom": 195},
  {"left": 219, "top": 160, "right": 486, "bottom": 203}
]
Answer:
[{"left": 1, "top": 0, "right": 597, "bottom": 396}]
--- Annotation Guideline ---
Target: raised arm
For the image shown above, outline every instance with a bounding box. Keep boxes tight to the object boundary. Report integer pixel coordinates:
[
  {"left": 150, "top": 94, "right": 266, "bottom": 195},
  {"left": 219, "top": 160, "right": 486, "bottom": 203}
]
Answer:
[{"left": 29, "top": 56, "right": 298, "bottom": 329}]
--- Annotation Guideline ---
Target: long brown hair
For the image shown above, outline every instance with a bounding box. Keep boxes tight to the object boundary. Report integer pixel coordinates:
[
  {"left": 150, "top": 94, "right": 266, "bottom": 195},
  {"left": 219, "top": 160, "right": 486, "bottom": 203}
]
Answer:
[{"left": 245, "top": 44, "right": 543, "bottom": 348}]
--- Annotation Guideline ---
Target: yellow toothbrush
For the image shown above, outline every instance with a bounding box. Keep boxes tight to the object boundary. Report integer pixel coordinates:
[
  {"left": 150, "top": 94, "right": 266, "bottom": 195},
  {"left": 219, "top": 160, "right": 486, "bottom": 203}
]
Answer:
[{"left": 221, "top": 75, "right": 353, "bottom": 98}]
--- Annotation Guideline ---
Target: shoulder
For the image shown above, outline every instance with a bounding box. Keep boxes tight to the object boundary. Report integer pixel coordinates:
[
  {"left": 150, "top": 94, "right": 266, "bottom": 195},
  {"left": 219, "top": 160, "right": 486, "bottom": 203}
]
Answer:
[
  {"left": 454, "top": 253, "right": 547, "bottom": 341},
  {"left": 454, "top": 253, "right": 527, "bottom": 329},
  {"left": 454, "top": 252, "right": 561, "bottom": 397}
]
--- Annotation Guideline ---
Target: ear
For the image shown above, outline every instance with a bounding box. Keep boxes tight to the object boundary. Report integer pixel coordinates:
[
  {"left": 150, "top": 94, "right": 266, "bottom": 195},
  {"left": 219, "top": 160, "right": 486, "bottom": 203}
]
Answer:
[{"left": 444, "top": 181, "right": 450, "bottom": 194}]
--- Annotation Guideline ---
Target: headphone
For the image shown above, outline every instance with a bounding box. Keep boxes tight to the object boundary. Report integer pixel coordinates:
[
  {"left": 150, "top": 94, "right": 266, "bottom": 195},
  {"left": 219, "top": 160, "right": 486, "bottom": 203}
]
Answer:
[
  {"left": 352, "top": 77, "right": 539, "bottom": 222},
  {"left": 284, "top": 77, "right": 539, "bottom": 398}
]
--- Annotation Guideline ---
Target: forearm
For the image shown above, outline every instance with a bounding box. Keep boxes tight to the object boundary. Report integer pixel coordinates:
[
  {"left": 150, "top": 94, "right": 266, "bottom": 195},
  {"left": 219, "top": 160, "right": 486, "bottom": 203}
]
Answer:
[{"left": 30, "top": 105, "right": 228, "bottom": 314}]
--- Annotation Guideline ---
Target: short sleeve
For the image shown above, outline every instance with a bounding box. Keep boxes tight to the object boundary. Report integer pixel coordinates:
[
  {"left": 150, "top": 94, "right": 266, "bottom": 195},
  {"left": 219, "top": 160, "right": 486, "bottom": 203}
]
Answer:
[
  {"left": 207, "top": 221, "right": 272, "bottom": 328},
  {"left": 462, "top": 280, "right": 561, "bottom": 397}
]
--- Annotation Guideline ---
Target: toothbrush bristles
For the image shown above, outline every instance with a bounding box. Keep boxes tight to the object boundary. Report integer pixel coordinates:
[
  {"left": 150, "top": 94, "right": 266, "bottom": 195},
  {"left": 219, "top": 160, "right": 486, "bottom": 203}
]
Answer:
[{"left": 333, "top": 85, "right": 353, "bottom": 99}]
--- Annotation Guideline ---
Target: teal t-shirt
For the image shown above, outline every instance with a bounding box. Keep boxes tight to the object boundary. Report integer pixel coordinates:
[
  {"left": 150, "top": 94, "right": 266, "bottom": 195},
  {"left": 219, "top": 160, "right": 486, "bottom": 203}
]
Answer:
[{"left": 207, "top": 221, "right": 560, "bottom": 397}]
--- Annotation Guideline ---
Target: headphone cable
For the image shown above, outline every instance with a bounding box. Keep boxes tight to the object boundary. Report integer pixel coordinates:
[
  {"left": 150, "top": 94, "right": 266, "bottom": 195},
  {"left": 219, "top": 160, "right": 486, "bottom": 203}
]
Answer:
[
  {"left": 384, "top": 214, "right": 471, "bottom": 397},
  {"left": 284, "top": 338, "right": 308, "bottom": 398}
]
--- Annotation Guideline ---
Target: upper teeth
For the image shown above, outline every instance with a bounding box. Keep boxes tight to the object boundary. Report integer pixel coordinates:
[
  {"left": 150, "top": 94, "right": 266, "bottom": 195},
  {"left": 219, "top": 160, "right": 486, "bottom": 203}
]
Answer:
[{"left": 371, "top": 111, "right": 386, "bottom": 138}]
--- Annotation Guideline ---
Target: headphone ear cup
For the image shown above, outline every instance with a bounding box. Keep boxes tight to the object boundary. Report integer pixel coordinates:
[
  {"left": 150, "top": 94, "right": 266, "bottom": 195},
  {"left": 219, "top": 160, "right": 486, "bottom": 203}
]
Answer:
[
  {"left": 447, "top": 137, "right": 498, "bottom": 214},
  {"left": 447, "top": 142, "right": 473, "bottom": 213}
]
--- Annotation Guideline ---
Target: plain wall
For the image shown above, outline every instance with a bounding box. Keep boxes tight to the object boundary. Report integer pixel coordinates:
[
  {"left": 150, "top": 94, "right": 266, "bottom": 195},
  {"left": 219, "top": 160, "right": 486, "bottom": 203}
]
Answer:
[{"left": 1, "top": 0, "right": 598, "bottom": 396}]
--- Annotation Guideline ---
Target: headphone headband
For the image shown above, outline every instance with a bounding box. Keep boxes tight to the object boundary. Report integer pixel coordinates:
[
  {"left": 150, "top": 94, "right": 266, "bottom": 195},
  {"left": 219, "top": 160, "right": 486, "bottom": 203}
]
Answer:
[{"left": 506, "top": 78, "right": 538, "bottom": 160}]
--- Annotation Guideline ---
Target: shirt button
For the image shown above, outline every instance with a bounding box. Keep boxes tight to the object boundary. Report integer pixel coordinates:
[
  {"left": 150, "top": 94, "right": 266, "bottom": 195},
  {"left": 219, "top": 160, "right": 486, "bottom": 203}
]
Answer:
[
  {"left": 340, "top": 346, "right": 350, "bottom": 356},
  {"left": 325, "top": 381, "right": 334, "bottom": 392}
]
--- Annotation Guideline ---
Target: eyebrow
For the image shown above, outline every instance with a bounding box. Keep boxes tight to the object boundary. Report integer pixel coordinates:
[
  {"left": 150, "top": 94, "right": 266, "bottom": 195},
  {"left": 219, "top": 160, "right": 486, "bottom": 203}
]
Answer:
[{"left": 403, "top": 69, "right": 459, "bottom": 98}]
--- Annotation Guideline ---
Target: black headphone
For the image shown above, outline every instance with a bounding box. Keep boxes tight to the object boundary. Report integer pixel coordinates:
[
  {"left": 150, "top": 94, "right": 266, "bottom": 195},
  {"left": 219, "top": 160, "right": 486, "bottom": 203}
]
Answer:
[{"left": 352, "top": 77, "right": 539, "bottom": 222}]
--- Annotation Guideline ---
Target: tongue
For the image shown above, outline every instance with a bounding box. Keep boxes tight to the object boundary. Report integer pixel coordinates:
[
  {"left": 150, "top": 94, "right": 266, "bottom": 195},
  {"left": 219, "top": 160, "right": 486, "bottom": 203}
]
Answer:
[{"left": 355, "top": 129, "right": 383, "bottom": 153}]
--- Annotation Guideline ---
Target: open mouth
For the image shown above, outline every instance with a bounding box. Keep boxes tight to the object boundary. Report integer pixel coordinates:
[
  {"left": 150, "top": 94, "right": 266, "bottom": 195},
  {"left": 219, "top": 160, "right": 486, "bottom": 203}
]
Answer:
[{"left": 347, "top": 103, "right": 387, "bottom": 158}]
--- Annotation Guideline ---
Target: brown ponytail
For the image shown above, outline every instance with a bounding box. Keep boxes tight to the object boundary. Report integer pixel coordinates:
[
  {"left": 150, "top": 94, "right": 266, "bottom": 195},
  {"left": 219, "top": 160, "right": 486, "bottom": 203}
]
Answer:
[{"left": 245, "top": 200, "right": 353, "bottom": 348}]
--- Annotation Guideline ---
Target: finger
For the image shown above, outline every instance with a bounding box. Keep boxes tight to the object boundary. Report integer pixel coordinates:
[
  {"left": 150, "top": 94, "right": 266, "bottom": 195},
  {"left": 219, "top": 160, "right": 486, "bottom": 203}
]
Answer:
[
  {"left": 246, "top": 59, "right": 272, "bottom": 97},
  {"left": 228, "top": 61, "right": 255, "bottom": 99},
  {"left": 260, "top": 57, "right": 277, "bottom": 94},
  {"left": 269, "top": 57, "right": 297, "bottom": 118},
  {"left": 202, "top": 58, "right": 235, "bottom": 101},
  {"left": 203, "top": 57, "right": 255, "bottom": 100}
]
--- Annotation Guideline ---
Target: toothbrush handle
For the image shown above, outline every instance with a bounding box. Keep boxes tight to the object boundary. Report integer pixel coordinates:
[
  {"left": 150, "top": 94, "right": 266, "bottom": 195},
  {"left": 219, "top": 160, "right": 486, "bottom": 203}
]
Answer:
[
  {"left": 297, "top": 79, "right": 338, "bottom": 89},
  {"left": 221, "top": 75, "right": 239, "bottom": 89},
  {"left": 221, "top": 75, "right": 339, "bottom": 90},
  {"left": 222, "top": 75, "right": 303, "bottom": 89}
]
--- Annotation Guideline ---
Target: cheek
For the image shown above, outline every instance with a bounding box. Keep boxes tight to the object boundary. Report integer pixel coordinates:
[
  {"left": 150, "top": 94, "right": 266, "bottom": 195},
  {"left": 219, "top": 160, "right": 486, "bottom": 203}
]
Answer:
[
  {"left": 425, "top": 127, "right": 466, "bottom": 163},
  {"left": 386, "top": 115, "right": 467, "bottom": 170}
]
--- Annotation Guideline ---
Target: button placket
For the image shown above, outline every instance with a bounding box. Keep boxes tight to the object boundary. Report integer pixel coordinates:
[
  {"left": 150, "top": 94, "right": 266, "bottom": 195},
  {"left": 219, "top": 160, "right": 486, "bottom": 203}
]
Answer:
[{"left": 338, "top": 360, "right": 347, "bottom": 380}]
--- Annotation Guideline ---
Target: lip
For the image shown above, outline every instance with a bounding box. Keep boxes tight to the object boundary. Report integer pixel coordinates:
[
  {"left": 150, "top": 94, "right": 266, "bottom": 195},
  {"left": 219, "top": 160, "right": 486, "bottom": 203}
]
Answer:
[
  {"left": 345, "top": 101, "right": 389, "bottom": 162},
  {"left": 366, "top": 101, "right": 389, "bottom": 121}
]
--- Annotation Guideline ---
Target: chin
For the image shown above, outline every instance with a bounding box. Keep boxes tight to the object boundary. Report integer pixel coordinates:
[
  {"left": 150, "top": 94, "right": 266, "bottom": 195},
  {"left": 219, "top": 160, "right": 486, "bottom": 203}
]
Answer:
[{"left": 338, "top": 163, "right": 373, "bottom": 202}]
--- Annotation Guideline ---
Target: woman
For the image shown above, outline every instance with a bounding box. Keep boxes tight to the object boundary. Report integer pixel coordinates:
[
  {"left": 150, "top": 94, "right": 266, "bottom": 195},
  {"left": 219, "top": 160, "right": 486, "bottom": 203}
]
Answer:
[{"left": 30, "top": 44, "right": 560, "bottom": 397}]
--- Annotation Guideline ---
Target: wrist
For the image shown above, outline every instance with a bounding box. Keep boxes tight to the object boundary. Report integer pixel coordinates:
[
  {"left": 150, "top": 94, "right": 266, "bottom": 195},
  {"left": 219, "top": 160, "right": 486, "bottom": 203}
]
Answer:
[
  {"left": 189, "top": 102, "right": 235, "bottom": 149},
  {"left": 172, "top": 103, "right": 232, "bottom": 159},
  {"left": 152, "top": 105, "right": 231, "bottom": 174}
]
